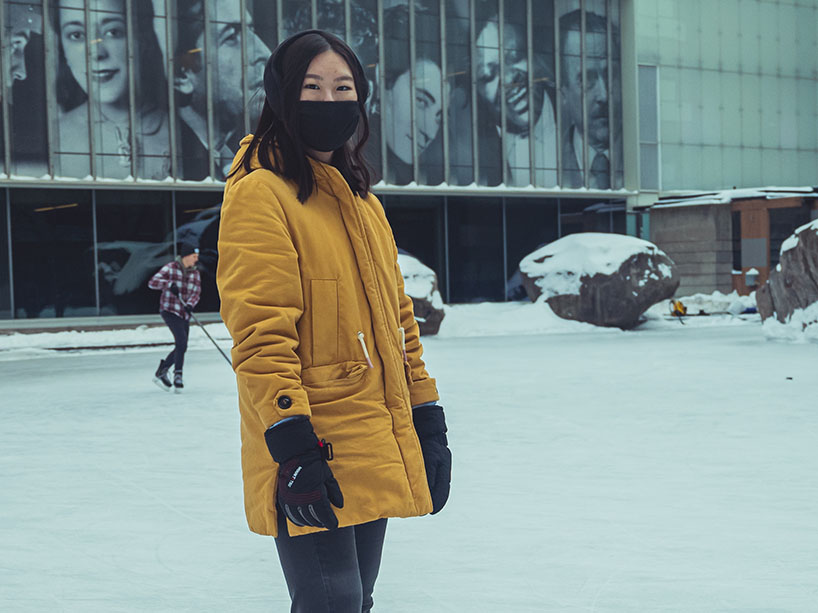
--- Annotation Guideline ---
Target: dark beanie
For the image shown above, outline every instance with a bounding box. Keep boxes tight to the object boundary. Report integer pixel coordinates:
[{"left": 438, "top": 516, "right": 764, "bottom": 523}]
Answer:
[{"left": 179, "top": 242, "right": 199, "bottom": 257}]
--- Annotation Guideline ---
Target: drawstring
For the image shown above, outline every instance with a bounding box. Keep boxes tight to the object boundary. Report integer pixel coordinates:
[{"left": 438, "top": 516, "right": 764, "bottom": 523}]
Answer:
[
  {"left": 356, "top": 331, "right": 374, "bottom": 368},
  {"left": 398, "top": 327, "right": 408, "bottom": 362}
]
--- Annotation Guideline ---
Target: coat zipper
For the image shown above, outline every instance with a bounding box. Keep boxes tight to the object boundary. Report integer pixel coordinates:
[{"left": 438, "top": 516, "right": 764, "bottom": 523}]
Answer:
[
  {"left": 398, "top": 326, "right": 408, "bottom": 362},
  {"left": 356, "top": 331, "right": 374, "bottom": 368}
]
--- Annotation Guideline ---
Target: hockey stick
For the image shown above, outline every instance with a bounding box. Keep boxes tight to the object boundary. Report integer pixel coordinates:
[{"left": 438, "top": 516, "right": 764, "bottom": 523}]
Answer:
[
  {"left": 174, "top": 287, "right": 233, "bottom": 366},
  {"left": 188, "top": 311, "right": 233, "bottom": 367}
]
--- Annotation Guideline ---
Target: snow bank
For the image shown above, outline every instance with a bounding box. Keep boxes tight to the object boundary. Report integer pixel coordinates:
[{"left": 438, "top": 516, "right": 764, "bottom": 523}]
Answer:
[
  {"left": 519, "top": 232, "right": 665, "bottom": 299},
  {"left": 397, "top": 253, "right": 444, "bottom": 308},
  {"left": 762, "top": 302, "right": 818, "bottom": 343}
]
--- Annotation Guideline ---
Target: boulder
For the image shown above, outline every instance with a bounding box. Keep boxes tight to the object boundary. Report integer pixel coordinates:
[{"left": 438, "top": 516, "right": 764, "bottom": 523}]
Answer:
[
  {"left": 519, "top": 232, "right": 680, "bottom": 329},
  {"left": 397, "top": 252, "right": 445, "bottom": 336},
  {"left": 757, "top": 219, "right": 818, "bottom": 323}
]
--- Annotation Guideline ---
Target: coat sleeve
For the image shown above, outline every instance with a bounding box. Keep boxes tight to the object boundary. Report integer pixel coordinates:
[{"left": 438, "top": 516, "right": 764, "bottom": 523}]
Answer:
[
  {"left": 395, "top": 256, "right": 439, "bottom": 407},
  {"left": 188, "top": 270, "right": 202, "bottom": 308},
  {"left": 148, "top": 264, "right": 170, "bottom": 290},
  {"left": 217, "top": 176, "right": 311, "bottom": 427}
]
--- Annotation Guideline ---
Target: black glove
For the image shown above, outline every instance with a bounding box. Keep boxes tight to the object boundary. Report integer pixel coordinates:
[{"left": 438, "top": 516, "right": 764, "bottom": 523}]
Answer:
[
  {"left": 413, "top": 404, "right": 451, "bottom": 514},
  {"left": 264, "top": 416, "right": 344, "bottom": 530},
  {"left": 184, "top": 303, "right": 193, "bottom": 314},
  {"left": 168, "top": 283, "right": 180, "bottom": 297}
]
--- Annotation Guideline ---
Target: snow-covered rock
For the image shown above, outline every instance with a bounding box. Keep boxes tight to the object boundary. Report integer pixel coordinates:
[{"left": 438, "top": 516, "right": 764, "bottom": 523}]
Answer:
[
  {"left": 397, "top": 252, "right": 445, "bottom": 336},
  {"left": 756, "top": 219, "right": 818, "bottom": 331},
  {"left": 519, "top": 232, "right": 679, "bottom": 329}
]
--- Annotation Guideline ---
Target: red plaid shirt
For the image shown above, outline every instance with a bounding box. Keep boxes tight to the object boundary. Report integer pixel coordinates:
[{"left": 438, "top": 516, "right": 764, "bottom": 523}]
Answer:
[{"left": 148, "top": 259, "right": 202, "bottom": 320}]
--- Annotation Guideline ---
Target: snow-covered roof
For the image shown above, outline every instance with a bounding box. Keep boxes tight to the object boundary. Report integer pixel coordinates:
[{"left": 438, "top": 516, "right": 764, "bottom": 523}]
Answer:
[{"left": 644, "top": 186, "right": 817, "bottom": 209}]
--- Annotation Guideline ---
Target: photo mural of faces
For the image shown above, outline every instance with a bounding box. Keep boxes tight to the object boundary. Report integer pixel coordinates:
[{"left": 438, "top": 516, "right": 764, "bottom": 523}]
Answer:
[
  {"left": 2, "top": 0, "right": 47, "bottom": 177},
  {"left": 3, "top": 0, "right": 622, "bottom": 189}
]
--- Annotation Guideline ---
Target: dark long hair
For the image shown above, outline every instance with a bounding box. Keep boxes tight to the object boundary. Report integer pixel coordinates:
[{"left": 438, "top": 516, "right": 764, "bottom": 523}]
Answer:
[
  {"left": 51, "top": 0, "right": 167, "bottom": 114},
  {"left": 232, "top": 30, "right": 372, "bottom": 203}
]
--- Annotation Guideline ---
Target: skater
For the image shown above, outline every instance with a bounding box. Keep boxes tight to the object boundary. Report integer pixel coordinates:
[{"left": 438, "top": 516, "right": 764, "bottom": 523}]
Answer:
[
  {"left": 148, "top": 242, "right": 201, "bottom": 393},
  {"left": 217, "top": 30, "right": 451, "bottom": 612}
]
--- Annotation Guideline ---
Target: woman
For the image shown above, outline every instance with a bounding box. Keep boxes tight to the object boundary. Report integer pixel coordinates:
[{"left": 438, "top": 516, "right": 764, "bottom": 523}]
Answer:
[
  {"left": 369, "top": 5, "right": 444, "bottom": 186},
  {"left": 217, "top": 30, "right": 452, "bottom": 611},
  {"left": 51, "top": 0, "right": 170, "bottom": 179}
]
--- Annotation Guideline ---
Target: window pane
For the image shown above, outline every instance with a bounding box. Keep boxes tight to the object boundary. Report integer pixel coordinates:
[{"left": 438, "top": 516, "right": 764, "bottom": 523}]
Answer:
[
  {"left": 208, "top": 0, "right": 271, "bottom": 181},
  {"left": 133, "top": 3, "right": 172, "bottom": 180},
  {"left": 445, "top": 0, "right": 473, "bottom": 185},
  {"left": 175, "top": 191, "right": 223, "bottom": 312},
  {"left": 505, "top": 198, "right": 558, "bottom": 300},
  {"left": 500, "top": 0, "right": 530, "bottom": 186},
  {"left": 96, "top": 190, "right": 173, "bottom": 315},
  {"left": 10, "top": 189, "right": 95, "bottom": 318},
  {"left": 473, "top": 0, "right": 502, "bottom": 186},
  {"left": 172, "top": 0, "right": 209, "bottom": 180},
  {"left": 584, "top": 6, "right": 610, "bottom": 190},
  {"left": 0, "top": 193, "right": 10, "bottom": 318},
  {"left": 447, "top": 197, "right": 503, "bottom": 303},
  {"left": 51, "top": 2, "right": 91, "bottom": 178},
  {"left": 348, "top": 0, "right": 378, "bottom": 174},
  {"left": 383, "top": 195, "right": 445, "bottom": 296},
  {"left": 7, "top": 0, "right": 48, "bottom": 178},
  {"left": 382, "top": 3, "right": 413, "bottom": 185},
  {"left": 246, "top": 1, "right": 279, "bottom": 129},
  {"left": 558, "top": 0, "right": 582, "bottom": 188},
  {"left": 415, "top": 3, "right": 444, "bottom": 186},
  {"left": 531, "top": 0, "right": 557, "bottom": 187}
]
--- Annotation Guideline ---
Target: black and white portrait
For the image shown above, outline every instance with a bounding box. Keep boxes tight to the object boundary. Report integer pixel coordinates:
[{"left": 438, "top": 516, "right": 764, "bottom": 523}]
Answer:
[
  {"left": 558, "top": 6, "right": 621, "bottom": 189},
  {"left": 3, "top": 0, "right": 47, "bottom": 177},
  {"left": 50, "top": 0, "right": 170, "bottom": 179},
  {"left": 172, "top": 0, "right": 272, "bottom": 181}
]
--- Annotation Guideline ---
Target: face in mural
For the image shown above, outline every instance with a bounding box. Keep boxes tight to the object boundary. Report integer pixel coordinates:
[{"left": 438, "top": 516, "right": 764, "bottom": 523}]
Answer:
[
  {"left": 475, "top": 20, "right": 544, "bottom": 135},
  {"left": 59, "top": 0, "right": 129, "bottom": 108},
  {"left": 182, "top": 0, "right": 271, "bottom": 139},
  {"left": 561, "top": 28, "right": 609, "bottom": 151},
  {"left": 385, "top": 58, "right": 443, "bottom": 165}
]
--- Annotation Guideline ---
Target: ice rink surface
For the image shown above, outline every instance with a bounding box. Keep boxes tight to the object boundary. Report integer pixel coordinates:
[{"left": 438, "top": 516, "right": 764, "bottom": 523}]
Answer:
[{"left": 2, "top": 320, "right": 816, "bottom": 611}]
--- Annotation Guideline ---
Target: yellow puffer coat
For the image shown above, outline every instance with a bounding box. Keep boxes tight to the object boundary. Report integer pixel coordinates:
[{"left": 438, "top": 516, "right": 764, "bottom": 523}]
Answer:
[{"left": 217, "top": 135, "right": 439, "bottom": 537}]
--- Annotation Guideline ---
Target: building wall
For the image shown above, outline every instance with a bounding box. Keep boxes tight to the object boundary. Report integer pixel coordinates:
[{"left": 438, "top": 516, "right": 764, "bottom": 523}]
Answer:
[
  {"left": 635, "top": 0, "right": 818, "bottom": 192},
  {"left": 0, "top": 0, "right": 632, "bottom": 319},
  {"left": 649, "top": 204, "right": 734, "bottom": 296}
]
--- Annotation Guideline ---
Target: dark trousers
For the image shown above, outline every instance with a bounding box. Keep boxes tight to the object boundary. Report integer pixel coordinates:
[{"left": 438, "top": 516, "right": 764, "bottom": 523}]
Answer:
[
  {"left": 274, "top": 510, "right": 388, "bottom": 613},
  {"left": 161, "top": 311, "right": 189, "bottom": 372}
]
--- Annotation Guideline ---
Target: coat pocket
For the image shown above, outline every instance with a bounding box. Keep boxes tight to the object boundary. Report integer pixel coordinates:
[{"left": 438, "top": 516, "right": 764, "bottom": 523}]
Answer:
[
  {"left": 301, "top": 360, "right": 369, "bottom": 405},
  {"left": 310, "top": 279, "right": 338, "bottom": 366}
]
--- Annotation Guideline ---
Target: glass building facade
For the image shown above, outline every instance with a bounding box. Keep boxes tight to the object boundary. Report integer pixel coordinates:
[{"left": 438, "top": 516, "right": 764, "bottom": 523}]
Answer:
[
  {"left": 635, "top": 0, "right": 818, "bottom": 192},
  {"left": 2, "top": 0, "right": 629, "bottom": 318}
]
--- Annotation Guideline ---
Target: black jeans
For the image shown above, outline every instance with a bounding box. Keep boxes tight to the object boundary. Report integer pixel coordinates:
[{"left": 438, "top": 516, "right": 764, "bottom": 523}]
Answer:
[
  {"left": 161, "top": 311, "right": 189, "bottom": 372},
  {"left": 274, "top": 510, "right": 388, "bottom": 613}
]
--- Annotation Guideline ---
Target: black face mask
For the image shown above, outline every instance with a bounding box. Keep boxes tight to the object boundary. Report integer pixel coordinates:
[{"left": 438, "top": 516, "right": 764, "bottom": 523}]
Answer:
[{"left": 298, "top": 101, "right": 360, "bottom": 152}]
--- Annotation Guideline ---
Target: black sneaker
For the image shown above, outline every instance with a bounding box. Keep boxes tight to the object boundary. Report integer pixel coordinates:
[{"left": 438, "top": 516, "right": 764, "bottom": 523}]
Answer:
[
  {"left": 153, "top": 360, "right": 172, "bottom": 392},
  {"left": 173, "top": 371, "right": 184, "bottom": 394}
]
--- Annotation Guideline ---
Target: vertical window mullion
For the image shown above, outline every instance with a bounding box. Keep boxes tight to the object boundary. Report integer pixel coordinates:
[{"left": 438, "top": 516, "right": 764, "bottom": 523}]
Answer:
[
  {"left": 203, "top": 0, "right": 215, "bottom": 179},
  {"left": 579, "top": 0, "right": 588, "bottom": 187},
  {"left": 125, "top": 0, "right": 138, "bottom": 180},
  {"left": 165, "top": 0, "right": 178, "bottom": 179},
  {"left": 440, "top": 0, "right": 449, "bottom": 185}
]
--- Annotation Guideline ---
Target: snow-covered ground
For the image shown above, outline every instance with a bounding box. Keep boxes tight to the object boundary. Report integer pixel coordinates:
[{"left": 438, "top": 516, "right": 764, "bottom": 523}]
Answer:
[{"left": 1, "top": 302, "right": 816, "bottom": 612}]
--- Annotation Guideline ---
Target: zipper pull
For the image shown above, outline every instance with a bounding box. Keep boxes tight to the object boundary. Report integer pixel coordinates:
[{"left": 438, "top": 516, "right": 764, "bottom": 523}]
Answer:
[
  {"left": 398, "top": 326, "right": 408, "bottom": 362},
  {"left": 357, "top": 331, "right": 374, "bottom": 368}
]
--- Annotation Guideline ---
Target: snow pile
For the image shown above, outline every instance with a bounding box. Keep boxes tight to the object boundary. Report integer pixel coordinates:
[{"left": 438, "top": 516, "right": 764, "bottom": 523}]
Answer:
[
  {"left": 780, "top": 218, "right": 818, "bottom": 256},
  {"left": 644, "top": 290, "right": 757, "bottom": 318},
  {"left": 397, "top": 253, "right": 444, "bottom": 309},
  {"left": 519, "top": 232, "right": 665, "bottom": 299},
  {"left": 436, "top": 301, "right": 617, "bottom": 338},
  {"left": 762, "top": 302, "right": 818, "bottom": 343}
]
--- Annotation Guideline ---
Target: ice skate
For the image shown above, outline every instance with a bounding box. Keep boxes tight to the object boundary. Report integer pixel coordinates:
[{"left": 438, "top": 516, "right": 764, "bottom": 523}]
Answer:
[
  {"left": 153, "top": 360, "right": 172, "bottom": 392},
  {"left": 173, "top": 371, "right": 184, "bottom": 394}
]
